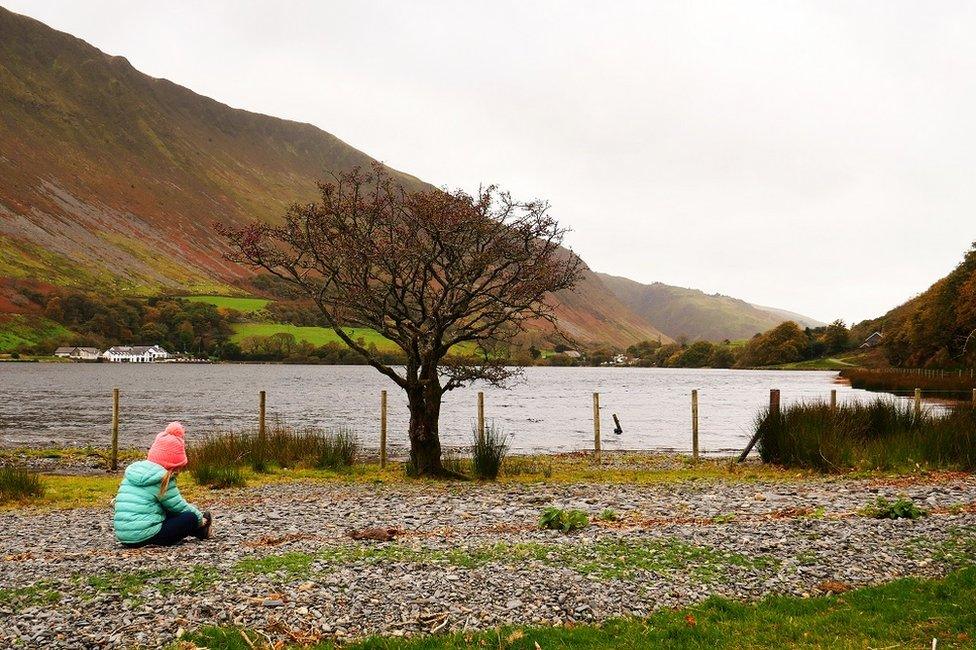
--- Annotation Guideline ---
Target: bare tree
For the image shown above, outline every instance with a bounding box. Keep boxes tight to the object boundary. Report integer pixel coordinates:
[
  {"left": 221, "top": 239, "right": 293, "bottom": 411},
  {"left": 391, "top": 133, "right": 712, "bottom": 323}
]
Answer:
[{"left": 219, "top": 165, "right": 583, "bottom": 476}]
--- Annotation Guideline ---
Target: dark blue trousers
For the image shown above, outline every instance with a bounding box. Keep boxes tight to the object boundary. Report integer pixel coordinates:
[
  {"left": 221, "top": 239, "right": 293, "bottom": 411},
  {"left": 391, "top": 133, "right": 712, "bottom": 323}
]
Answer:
[{"left": 124, "top": 511, "right": 201, "bottom": 547}]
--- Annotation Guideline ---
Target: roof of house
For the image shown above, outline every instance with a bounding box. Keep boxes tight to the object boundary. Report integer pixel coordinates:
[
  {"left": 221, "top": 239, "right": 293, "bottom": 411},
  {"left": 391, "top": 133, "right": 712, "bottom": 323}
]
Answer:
[
  {"left": 104, "top": 345, "right": 168, "bottom": 355},
  {"left": 54, "top": 346, "right": 76, "bottom": 354}
]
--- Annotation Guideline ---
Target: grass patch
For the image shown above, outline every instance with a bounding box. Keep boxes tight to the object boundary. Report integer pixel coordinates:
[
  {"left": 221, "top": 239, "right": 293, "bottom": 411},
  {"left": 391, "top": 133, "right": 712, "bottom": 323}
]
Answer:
[
  {"left": 0, "top": 466, "right": 45, "bottom": 503},
  {"left": 85, "top": 566, "right": 218, "bottom": 601},
  {"left": 236, "top": 552, "right": 318, "bottom": 576},
  {"left": 187, "top": 567, "right": 976, "bottom": 649},
  {"left": 756, "top": 398, "right": 976, "bottom": 472},
  {"left": 185, "top": 295, "right": 271, "bottom": 313},
  {"left": 0, "top": 582, "right": 62, "bottom": 611}
]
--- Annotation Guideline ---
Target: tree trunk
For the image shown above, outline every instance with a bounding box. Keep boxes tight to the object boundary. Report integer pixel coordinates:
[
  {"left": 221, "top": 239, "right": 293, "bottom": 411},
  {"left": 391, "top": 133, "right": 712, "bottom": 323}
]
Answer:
[{"left": 406, "top": 382, "right": 450, "bottom": 477}]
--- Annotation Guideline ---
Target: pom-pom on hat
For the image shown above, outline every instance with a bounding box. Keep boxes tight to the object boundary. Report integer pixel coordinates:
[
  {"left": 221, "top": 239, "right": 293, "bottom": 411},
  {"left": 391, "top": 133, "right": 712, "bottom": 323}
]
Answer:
[{"left": 147, "top": 421, "right": 188, "bottom": 470}]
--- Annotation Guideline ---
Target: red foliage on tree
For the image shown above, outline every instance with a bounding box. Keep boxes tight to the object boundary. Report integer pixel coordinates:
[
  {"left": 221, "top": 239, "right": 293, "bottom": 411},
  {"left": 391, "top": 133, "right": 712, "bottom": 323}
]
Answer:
[{"left": 219, "top": 165, "right": 582, "bottom": 476}]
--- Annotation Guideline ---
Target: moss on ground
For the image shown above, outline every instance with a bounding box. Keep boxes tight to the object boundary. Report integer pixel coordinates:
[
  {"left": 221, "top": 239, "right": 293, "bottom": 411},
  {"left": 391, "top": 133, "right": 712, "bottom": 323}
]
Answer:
[{"left": 235, "top": 537, "right": 777, "bottom": 582}]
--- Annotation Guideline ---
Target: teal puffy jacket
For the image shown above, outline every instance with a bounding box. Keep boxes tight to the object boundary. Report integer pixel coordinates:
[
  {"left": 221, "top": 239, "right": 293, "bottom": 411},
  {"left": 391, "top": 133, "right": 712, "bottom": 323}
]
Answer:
[{"left": 113, "top": 460, "right": 203, "bottom": 544}]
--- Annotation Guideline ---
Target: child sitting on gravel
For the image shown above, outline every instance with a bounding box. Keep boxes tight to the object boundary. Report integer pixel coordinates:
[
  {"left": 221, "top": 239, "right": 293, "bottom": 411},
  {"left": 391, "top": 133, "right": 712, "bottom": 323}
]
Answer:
[{"left": 113, "top": 421, "right": 212, "bottom": 547}]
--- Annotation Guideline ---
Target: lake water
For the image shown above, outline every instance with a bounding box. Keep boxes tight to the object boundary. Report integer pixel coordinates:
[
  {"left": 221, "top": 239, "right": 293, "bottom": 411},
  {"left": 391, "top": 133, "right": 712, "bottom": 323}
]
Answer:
[{"left": 0, "top": 364, "right": 901, "bottom": 455}]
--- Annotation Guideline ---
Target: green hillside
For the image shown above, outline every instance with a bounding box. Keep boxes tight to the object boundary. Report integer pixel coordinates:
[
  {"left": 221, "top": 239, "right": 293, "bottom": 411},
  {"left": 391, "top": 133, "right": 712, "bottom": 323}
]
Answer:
[
  {"left": 853, "top": 243, "right": 976, "bottom": 368},
  {"left": 0, "top": 314, "right": 74, "bottom": 353},
  {"left": 0, "top": 8, "right": 670, "bottom": 350}
]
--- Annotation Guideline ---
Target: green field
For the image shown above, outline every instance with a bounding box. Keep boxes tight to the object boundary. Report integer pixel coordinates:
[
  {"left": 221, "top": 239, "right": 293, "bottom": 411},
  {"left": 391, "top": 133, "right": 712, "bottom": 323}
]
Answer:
[
  {"left": 185, "top": 295, "right": 271, "bottom": 313},
  {"left": 0, "top": 315, "right": 73, "bottom": 352},
  {"left": 231, "top": 323, "right": 399, "bottom": 351}
]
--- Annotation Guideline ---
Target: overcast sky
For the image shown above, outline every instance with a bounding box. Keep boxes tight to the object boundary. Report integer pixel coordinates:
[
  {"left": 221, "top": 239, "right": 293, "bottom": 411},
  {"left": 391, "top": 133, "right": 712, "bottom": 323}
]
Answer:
[{"left": 7, "top": 1, "right": 976, "bottom": 323}]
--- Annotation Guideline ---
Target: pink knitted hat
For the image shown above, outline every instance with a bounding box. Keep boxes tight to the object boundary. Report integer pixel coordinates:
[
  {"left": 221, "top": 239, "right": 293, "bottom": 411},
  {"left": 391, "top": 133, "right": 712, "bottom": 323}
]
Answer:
[{"left": 147, "top": 421, "right": 188, "bottom": 470}]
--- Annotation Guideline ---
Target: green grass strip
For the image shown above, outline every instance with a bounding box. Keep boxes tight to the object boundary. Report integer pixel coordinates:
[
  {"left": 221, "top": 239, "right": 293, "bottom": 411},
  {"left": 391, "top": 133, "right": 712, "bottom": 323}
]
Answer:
[{"left": 186, "top": 566, "right": 976, "bottom": 648}]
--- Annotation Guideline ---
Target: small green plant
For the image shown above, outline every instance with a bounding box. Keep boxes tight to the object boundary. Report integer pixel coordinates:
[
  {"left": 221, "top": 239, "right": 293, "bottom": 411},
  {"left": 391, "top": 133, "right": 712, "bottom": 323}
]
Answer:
[
  {"left": 598, "top": 508, "right": 619, "bottom": 522},
  {"left": 472, "top": 424, "right": 509, "bottom": 480},
  {"left": 862, "top": 496, "right": 927, "bottom": 520},
  {"left": 712, "top": 513, "right": 736, "bottom": 524},
  {"left": 539, "top": 507, "right": 590, "bottom": 532},
  {"left": 0, "top": 466, "right": 45, "bottom": 503},
  {"left": 190, "top": 463, "right": 246, "bottom": 489}
]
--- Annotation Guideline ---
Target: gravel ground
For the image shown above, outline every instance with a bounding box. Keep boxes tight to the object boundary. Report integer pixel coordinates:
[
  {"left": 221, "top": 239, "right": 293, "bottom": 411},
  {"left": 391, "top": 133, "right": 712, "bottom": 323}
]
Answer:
[{"left": 2, "top": 475, "right": 976, "bottom": 648}]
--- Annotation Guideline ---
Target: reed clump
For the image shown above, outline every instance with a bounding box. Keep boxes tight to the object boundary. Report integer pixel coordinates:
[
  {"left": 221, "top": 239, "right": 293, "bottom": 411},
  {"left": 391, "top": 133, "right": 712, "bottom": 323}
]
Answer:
[
  {"left": 0, "top": 466, "right": 45, "bottom": 503},
  {"left": 756, "top": 398, "right": 976, "bottom": 472},
  {"left": 472, "top": 424, "right": 509, "bottom": 480},
  {"left": 188, "top": 423, "right": 359, "bottom": 482},
  {"left": 841, "top": 368, "right": 975, "bottom": 397}
]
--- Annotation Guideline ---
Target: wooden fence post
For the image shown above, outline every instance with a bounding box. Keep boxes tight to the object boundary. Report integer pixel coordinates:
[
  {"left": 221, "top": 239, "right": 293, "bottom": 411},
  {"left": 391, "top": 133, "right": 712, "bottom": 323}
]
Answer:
[
  {"left": 914, "top": 388, "right": 922, "bottom": 418},
  {"left": 259, "top": 390, "right": 266, "bottom": 440},
  {"left": 830, "top": 389, "right": 837, "bottom": 412},
  {"left": 477, "top": 391, "right": 485, "bottom": 444},
  {"left": 592, "top": 392, "right": 601, "bottom": 462},
  {"left": 111, "top": 388, "right": 120, "bottom": 471},
  {"left": 691, "top": 389, "right": 699, "bottom": 463},
  {"left": 380, "top": 390, "right": 387, "bottom": 469},
  {"left": 737, "top": 388, "right": 779, "bottom": 463}
]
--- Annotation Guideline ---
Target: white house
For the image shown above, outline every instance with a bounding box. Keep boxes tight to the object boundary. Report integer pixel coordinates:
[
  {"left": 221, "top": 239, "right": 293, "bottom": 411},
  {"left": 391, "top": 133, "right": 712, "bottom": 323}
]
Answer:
[
  {"left": 54, "top": 346, "right": 102, "bottom": 361},
  {"left": 102, "top": 345, "right": 170, "bottom": 363}
]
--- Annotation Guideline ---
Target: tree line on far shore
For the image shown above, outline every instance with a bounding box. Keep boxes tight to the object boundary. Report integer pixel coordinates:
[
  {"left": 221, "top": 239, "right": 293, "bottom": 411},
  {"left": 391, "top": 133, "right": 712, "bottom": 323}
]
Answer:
[
  {"left": 618, "top": 320, "right": 853, "bottom": 369},
  {"left": 9, "top": 282, "right": 856, "bottom": 368}
]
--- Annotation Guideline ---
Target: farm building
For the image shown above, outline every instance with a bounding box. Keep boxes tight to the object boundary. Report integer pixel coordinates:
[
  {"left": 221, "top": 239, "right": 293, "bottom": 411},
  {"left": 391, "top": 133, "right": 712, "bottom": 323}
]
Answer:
[
  {"left": 53, "top": 346, "right": 102, "bottom": 361},
  {"left": 860, "top": 332, "right": 883, "bottom": 348}
]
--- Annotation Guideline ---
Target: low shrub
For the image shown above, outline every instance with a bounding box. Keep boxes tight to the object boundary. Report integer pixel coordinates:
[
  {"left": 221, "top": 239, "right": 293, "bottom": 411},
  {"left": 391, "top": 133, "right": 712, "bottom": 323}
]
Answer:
[
  {"left": 471, "top": 424, "right": 508, "bottom": 480},
  {"left": 539, "top": 507, "right": 590, "bottom": 532},
  {"left": 861, "top": 496, "right": 926, "bottom": 520},
  {"left": 598, "top": 508, "right": 619, "bottom": 522},
  {"left": 0, "top": 466, "right": 45, "bottom": 503}
]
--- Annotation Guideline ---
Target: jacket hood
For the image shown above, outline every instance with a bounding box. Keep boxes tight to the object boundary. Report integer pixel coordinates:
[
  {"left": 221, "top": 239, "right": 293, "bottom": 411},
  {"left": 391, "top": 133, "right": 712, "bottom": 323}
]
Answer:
[{"left": 123, "top": 460, "right": 168, "bottom": 487}]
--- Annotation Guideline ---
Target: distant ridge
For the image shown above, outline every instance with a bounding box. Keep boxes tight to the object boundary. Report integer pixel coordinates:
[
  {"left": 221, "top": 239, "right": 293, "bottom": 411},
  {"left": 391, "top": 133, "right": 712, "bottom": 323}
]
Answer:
[{"left": 596, "top": 273, "right": 824, "bottom": 342}]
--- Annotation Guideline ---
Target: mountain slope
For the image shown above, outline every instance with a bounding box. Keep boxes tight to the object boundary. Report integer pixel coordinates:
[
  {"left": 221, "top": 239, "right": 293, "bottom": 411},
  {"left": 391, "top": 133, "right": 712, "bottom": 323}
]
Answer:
[
  {"left": 0, "top": 7, "right": 664, "bottom": 348},
  {"left": 596, "top": 273, "right": 823, "bottom": 342},
  {"left": 852, "top": 243, "right": 976, "bottom": 367}
]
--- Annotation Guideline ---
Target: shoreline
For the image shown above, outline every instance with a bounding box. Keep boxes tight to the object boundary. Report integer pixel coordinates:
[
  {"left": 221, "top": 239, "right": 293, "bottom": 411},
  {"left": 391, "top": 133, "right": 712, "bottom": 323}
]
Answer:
[{"left": 2, "top": 467, "right": 974, "bottom": 648}]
